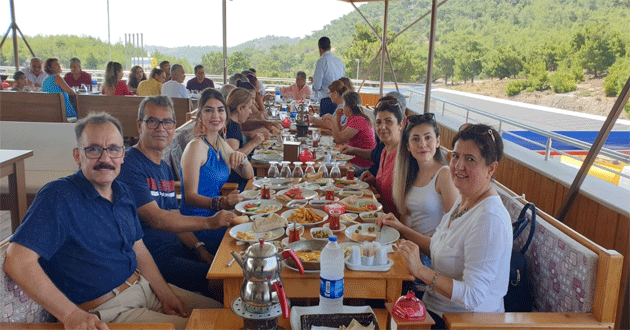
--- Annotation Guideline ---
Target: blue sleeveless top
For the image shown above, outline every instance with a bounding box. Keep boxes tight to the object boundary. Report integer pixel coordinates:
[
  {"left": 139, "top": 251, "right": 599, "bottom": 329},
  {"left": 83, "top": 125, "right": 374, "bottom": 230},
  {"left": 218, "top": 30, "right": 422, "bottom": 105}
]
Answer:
[
  {"left": 42, "top": 75, "right": 77, "bottom": 118},
  {"left": 179, "top": 137, "right": 230, "bottom": 217}
]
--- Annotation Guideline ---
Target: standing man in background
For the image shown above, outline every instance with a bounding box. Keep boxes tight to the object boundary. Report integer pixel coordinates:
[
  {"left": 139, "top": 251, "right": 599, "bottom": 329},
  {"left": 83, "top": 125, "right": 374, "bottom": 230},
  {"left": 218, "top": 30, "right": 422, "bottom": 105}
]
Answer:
[{"left": 312, "top": 36, "right": 345, "bottom": 116}]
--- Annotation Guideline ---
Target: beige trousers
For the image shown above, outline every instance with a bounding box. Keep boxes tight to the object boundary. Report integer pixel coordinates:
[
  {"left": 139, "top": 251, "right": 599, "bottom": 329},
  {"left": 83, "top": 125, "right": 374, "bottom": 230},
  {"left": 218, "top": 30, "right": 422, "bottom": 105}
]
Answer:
[{"left": 90, "top": 275, "right": 221, "bottom": 330}]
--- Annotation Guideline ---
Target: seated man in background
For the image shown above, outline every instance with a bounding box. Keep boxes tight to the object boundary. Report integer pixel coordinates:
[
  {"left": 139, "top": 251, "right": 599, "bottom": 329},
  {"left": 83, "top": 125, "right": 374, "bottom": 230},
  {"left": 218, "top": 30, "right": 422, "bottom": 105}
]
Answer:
[
  {"left": 162, "top": 64, "right": 190, "bottom": 99},
  {"left": 63, "top": 57, "right": 92, "bottom": 88},
  {"left": 24, "top": 57, "right": 47, "bottom": 88},
  {"left": 137, "top": 67, "right": 166, "bottom": 96},
  {"left": 118, "top": 95, "right": 234, "bottom": 300},
  {"left": 3, "top": 112, "right": 220, "bottom": 330},
  {"left": 187, "top": 65, "right": 214, "bottom": 91},
  {"left": 282, "top": 71, "right": 311, "bottom": 101}
]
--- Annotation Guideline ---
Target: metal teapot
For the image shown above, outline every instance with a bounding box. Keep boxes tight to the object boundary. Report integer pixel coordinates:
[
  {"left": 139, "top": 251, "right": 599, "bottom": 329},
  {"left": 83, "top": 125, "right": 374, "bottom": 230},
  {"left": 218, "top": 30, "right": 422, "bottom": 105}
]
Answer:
[{"left": 231, "top": 239, "right": 304, "bottom": 318}]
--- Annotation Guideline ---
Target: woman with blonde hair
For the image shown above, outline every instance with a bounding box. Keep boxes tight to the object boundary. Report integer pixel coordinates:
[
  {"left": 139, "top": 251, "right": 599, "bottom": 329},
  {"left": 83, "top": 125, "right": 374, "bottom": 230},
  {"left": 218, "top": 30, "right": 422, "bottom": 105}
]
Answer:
[
  {"left": 381, "top": 113, "right": 458, "bottom": 257},
  {"left": 102, "top": 61, "right": 133, "bottom": 96},
  {"left": 179, "top": 88, "right": 254, "bottom": 253},
  {"left": 311, "top": 79, "right": 347, "bottom": 127}
]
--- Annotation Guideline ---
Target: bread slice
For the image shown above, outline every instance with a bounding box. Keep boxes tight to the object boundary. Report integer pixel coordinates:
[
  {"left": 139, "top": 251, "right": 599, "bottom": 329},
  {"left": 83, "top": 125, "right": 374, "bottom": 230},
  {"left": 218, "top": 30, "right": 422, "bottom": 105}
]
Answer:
[
  {"left": 351, "top": 232, "right": 377, "bottom": 242},
  {"left": 252, "top": 213, "right": 287, "bottom": 233},
  {"left": 232, "top": 215, "right": 250, "bottom": 225},
  {"left": 306, "top": 171, "right": 323, "bottom": 181}
]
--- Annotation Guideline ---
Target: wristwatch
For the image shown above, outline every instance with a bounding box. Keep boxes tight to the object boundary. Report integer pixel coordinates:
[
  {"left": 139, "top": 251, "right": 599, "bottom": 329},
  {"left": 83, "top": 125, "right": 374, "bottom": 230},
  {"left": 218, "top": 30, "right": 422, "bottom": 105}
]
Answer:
[{"left": 193, "top": 241, "right": 206, "bottom": 250}]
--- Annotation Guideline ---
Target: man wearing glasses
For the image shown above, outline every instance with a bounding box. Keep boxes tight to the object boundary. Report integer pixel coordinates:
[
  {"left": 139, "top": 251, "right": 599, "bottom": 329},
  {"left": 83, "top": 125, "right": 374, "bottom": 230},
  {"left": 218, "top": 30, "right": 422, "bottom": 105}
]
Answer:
[
  {"left": 118, "top": 95, "right": 234, "bottom": 301},
  {"left": 4, "top": 112, "right": 220, "bottom": 330}
]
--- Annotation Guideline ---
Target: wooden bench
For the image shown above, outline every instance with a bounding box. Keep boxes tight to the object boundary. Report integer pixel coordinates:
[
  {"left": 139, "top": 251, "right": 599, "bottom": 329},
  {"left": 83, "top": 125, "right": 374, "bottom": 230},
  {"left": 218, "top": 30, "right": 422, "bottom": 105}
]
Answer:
[
  {"left": 443, "top": 181, "right": 623, "bottom": 329},
  {"left": 0, "top": 91, "right": 68, "bottom": 122},
  {"left": 76, "top": 94, "right": 192, "bottom": 139}
]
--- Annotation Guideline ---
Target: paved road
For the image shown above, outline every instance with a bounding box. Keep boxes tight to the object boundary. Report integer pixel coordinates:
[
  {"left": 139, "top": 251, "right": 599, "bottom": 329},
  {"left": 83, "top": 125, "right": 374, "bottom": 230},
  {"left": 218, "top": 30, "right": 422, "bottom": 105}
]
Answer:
[{"left": 420, "top": 89, "right": 630, "bottom": 132}]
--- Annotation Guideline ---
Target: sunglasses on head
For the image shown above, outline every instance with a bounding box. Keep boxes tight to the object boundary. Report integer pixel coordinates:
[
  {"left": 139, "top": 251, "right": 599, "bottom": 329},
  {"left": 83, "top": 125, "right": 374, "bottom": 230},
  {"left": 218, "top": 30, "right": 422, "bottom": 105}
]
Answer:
[{"left": 404, "top": 112, "right": 435, "bottom": 127}]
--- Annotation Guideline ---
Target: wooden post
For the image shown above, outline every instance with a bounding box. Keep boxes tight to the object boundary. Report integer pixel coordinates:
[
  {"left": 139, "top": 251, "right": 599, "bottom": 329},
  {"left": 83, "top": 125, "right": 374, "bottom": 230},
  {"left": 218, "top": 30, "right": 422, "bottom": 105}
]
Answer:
[
  {"left": 556, "top": 75, "right": 630, "bottom": 222},
  {"left": 424, "top": 0, "right": 438, "bottom": 114},
  {"left": 379, "top": 1, "right": 389, "bottom": 98},
  {"left": 222, "top": 0, "right": 228, "bottom": 84}
]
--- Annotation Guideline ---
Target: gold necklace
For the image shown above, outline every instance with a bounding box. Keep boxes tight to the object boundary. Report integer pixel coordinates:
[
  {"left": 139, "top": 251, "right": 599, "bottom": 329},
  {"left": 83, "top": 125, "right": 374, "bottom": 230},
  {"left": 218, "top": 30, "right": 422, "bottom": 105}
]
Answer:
[{"left": 449, "top": 186, "right": 491, "bottom": 223}]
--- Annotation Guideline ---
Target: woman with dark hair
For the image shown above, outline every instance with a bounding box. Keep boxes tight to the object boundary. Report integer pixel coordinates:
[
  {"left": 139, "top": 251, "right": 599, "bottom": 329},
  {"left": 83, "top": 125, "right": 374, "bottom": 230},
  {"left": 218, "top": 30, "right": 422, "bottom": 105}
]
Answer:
[
  {"left": 358, "top": 99, "right": 407, "bottom": 216},
  {"left": 179, "top": 88, "right": 254, "bottom": 254},
  {"left": 127, "top": 65, "right": 147, "bottom": 94},
  {"left": 381, "top": 124, "right": 511, "bottom": 329},
  {"left": 237, "top": 80, "right": 266, "bottom": 119},
  {"left": 41, "top": 58, "right": 77, "bottom": 118},
  {"left": 323, "top": 91, "right": 375, "bottom": 174},
  {"left": 137, "top": 67, "right": 166, "bottom": 96},
  {"left": 102, "top": 61, "right": 133, "bottom": 96}
]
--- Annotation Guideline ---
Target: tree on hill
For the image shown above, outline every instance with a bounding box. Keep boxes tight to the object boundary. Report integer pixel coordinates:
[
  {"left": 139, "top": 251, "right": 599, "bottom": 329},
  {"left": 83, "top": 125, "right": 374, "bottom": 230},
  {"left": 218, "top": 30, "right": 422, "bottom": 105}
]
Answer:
[{"left": 200, "top": 51, "right": 251, "bottom": 76}]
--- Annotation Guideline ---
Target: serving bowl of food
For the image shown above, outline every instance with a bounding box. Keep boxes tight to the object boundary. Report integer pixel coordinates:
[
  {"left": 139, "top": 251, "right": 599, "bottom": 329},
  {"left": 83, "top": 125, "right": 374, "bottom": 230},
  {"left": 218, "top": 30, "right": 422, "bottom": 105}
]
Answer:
[
  {"left": 284, "top": 239, "right": 328, "bottom": 271},
  {"left": 359, "top": 211, "right": 386, "bottom": 223},
  {"left": 310, "top": 227, "right": 333, "bottom": 240}
]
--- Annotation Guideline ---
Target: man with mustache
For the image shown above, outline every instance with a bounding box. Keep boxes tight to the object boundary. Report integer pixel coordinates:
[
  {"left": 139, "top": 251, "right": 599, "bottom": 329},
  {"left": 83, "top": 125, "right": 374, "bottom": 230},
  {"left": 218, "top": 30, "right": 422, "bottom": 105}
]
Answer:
[
  {"left": 4, "top": 112, "right": 220, "bottom": 330},
  {"left": 118, "top": 95, "right": 233, "bottom": 300}
]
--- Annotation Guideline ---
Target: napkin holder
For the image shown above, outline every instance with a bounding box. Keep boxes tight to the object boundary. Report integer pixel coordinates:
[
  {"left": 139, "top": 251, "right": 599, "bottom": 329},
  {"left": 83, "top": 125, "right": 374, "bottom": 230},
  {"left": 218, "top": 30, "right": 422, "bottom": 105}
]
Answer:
[{"left": 283, "top": 141, "right": 301, "bottom": 162}]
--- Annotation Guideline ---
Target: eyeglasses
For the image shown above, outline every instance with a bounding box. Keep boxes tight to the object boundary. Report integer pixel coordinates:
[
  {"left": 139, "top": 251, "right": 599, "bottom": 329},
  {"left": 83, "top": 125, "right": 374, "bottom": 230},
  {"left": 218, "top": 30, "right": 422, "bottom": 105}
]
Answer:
[
  {"left": 144, "top": 117, "right": 176, "bottom": 130},
  {"left": 77, "top": 146, "right": 124, "bottom": 159}
]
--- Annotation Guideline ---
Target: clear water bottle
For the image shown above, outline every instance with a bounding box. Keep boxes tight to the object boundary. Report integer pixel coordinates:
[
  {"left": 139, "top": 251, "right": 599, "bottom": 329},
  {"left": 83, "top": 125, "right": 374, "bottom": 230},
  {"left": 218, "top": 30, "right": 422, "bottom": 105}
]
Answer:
[
  {"left": 319, "top": 235, "right": 344, "bottom": 313},
  {"left": 275, "top": 87, "right": 282, "bottom": 103},
  {"left": 91, "top": 77, "right": 97, "bottom": 92}
]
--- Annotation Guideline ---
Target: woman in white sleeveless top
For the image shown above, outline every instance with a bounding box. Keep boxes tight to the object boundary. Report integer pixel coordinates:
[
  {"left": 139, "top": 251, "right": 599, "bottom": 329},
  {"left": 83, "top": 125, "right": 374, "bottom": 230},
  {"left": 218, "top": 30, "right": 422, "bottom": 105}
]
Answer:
[{"left": 378, "top": 113, "right": 458, "bottom": 247}]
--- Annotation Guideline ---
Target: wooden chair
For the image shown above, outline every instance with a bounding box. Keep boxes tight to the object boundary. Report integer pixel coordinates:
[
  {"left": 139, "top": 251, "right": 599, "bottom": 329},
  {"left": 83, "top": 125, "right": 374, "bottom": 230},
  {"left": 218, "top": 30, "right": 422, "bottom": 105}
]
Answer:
[{"left": 0, "top": 91, "right": 68, "bottom": 122}]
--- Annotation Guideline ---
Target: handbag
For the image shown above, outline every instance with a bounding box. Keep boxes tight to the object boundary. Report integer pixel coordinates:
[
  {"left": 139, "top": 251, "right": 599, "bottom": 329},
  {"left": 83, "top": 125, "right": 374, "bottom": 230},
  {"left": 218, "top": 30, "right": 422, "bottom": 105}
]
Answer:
[{"left": 504, "top": 202, "right": 536, "bottom": 312}]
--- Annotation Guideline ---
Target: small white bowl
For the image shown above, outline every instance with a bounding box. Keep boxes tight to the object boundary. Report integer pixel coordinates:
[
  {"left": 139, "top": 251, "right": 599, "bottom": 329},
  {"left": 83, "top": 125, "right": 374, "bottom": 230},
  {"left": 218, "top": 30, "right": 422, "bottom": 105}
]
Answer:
[
  {"left": 310, "top": 227, "right": 333, "bottom": 240},
  {"left": 286, "top": 223, "right": 305, "bottom": 237},
  {"left": 340, "top": 213, "right": 359, "bottom": 224},
  {"left": 359, "top": 211, "right": 386, "bottom": 223},
  {"left": 241, "top": 190, "right": 259, "bottom": 200}
]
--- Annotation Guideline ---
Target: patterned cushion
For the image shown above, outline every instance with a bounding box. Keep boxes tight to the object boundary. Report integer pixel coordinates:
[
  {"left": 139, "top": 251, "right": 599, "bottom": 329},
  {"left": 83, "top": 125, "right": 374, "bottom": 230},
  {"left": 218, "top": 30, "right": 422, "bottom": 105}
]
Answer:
[
  {"left": 495, "top": 184, "right": 599, "bottom": 313},
  {"left": 0, "top": 238, "right": 52, "bottom": 323}
]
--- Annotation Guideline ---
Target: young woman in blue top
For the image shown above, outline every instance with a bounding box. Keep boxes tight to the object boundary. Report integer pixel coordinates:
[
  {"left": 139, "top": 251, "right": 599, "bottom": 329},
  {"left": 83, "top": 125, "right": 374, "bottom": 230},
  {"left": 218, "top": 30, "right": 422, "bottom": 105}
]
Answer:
[{"left": 179, "top": 88, "right": 254, "bottom": 253}]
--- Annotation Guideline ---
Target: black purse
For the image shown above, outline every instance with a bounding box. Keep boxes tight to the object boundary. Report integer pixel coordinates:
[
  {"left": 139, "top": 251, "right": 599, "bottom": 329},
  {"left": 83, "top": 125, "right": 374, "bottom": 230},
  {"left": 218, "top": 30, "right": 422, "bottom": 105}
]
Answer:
[{"left": 504, "top": 202, "right": 536, "bottom": 312}]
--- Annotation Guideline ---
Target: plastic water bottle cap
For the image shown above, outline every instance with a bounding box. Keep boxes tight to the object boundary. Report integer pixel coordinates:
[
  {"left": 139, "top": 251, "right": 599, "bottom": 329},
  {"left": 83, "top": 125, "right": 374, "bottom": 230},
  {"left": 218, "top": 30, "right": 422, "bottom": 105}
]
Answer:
[{"left": 328, "top": 235, "right": 338, "bottom": 242}]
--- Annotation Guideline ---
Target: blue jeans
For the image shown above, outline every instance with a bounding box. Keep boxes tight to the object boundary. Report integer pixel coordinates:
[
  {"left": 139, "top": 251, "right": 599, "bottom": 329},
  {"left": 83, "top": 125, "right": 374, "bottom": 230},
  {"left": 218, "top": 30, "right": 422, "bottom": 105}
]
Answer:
[{"left": 319, "top": 97, "right": 337, "bottom": 116}]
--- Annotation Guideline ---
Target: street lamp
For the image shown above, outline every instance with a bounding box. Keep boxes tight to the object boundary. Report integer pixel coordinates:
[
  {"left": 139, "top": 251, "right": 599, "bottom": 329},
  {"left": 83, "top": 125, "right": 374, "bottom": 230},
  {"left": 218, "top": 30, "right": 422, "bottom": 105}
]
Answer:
[{"left": 355, "top": 59, "right": 360, "bottom": 80}]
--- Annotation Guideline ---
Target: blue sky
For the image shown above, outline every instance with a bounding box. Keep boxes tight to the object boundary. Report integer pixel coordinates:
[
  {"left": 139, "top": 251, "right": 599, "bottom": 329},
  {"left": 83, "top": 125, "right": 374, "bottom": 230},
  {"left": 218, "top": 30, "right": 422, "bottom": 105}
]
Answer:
[{"left": 4, "top": 0, "right": 358, "bottom": 48}]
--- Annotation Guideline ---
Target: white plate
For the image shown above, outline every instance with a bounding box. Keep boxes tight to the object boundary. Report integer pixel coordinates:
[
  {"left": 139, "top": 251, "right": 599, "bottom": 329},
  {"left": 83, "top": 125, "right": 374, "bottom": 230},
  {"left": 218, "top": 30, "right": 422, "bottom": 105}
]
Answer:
[
  {"left": 281, "top": 236, "right": 305, "bottom": 246},
  {"left": 342, "top": 199, "right": 383, "bottom": 213},
  {"left": 359, "top": 211, "right": 386, "bottom": 223},
  {"left": 345, "top": 224, "right": 400, "bottom": 245},
  {"left": 251, "top": 153, "right": 282, "bottom": 163},
  {"left": 281, "top": 208, "right": 328, "bottom": 227},
  {"left": 339, "top": 189, "right": 364, "bottom": 197},
  {"left": 310, "top": 227, "right": 333, "bottom": 240},
  {"left": 323, "top": 223, "right": 346, "bottom": 233},
  {"left": 252, "top": 178, "right": 293, "bottom": 190},
  {"left": 294, "top": 182, "right": 320, "bottom": 191},
  {"left": 276, "top": 188, "right": 319, "bottom": 200},
  {"left": 318, "top": 184, "right": 342, "bottom": 192},
  {"left": 335, "top": 154, "right": 354, "bottom": 161},
  {"left": 340, "top": 213, "right": 359, "bottom": 224},
  {"left": 345, "top": 257, "right": 393, "bottom": 272},
  {"left": 235, "top": 199, "right": 283, "bottom": 215},
  {"left": 241, "top": 190, "right": 259, "bottom": 200},
  {"left": 229, "top": 222, "right": 284, "bottom": 243},
  {"left": 331, "top": 179, "right": 362, "bottom": 189},
  {"left": 347, "top": 181, "right": 370, "bottom": 190}
]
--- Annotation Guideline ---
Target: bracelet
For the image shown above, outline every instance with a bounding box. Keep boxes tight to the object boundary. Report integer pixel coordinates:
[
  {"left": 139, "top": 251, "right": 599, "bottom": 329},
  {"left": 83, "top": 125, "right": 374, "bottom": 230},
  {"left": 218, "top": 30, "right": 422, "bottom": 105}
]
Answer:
[
  {"left": 193, "top": 241, "right": 206, "bottom": 250},
  {"left": 428, "top": 271, "right": 440, "bottom": 292},
  {"left": 210, "top": 197, "right": 221, "bottom": 211}
]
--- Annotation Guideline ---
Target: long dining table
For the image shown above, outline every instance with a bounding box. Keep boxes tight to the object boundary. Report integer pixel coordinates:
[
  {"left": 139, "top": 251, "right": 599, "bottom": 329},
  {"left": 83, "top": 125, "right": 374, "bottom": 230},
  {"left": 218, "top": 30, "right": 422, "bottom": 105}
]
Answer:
[{"left": 206, "top": 178, "right": 414, "bottom": 309}]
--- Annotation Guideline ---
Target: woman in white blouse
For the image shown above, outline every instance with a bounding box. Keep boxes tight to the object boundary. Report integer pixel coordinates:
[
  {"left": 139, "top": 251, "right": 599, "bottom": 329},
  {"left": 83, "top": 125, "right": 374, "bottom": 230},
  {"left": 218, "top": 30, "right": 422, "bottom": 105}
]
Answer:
[{"left": 379, "top": 124, "right": 512, "bottom": 329}]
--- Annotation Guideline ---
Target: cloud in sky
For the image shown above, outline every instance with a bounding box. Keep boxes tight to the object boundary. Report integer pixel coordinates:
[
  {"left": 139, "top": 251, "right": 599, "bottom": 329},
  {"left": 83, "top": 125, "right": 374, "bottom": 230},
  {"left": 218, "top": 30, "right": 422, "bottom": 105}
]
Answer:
[{"left": 4, "top": 0, "right": 358, "bottom": 48}]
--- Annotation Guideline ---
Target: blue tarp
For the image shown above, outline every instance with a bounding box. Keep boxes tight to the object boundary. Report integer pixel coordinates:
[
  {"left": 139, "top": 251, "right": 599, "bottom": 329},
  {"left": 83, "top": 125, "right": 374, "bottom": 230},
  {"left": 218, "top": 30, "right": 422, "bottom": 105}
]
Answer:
[{"left": 502, "top": 131, "right": 630, "bottom": 152}]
